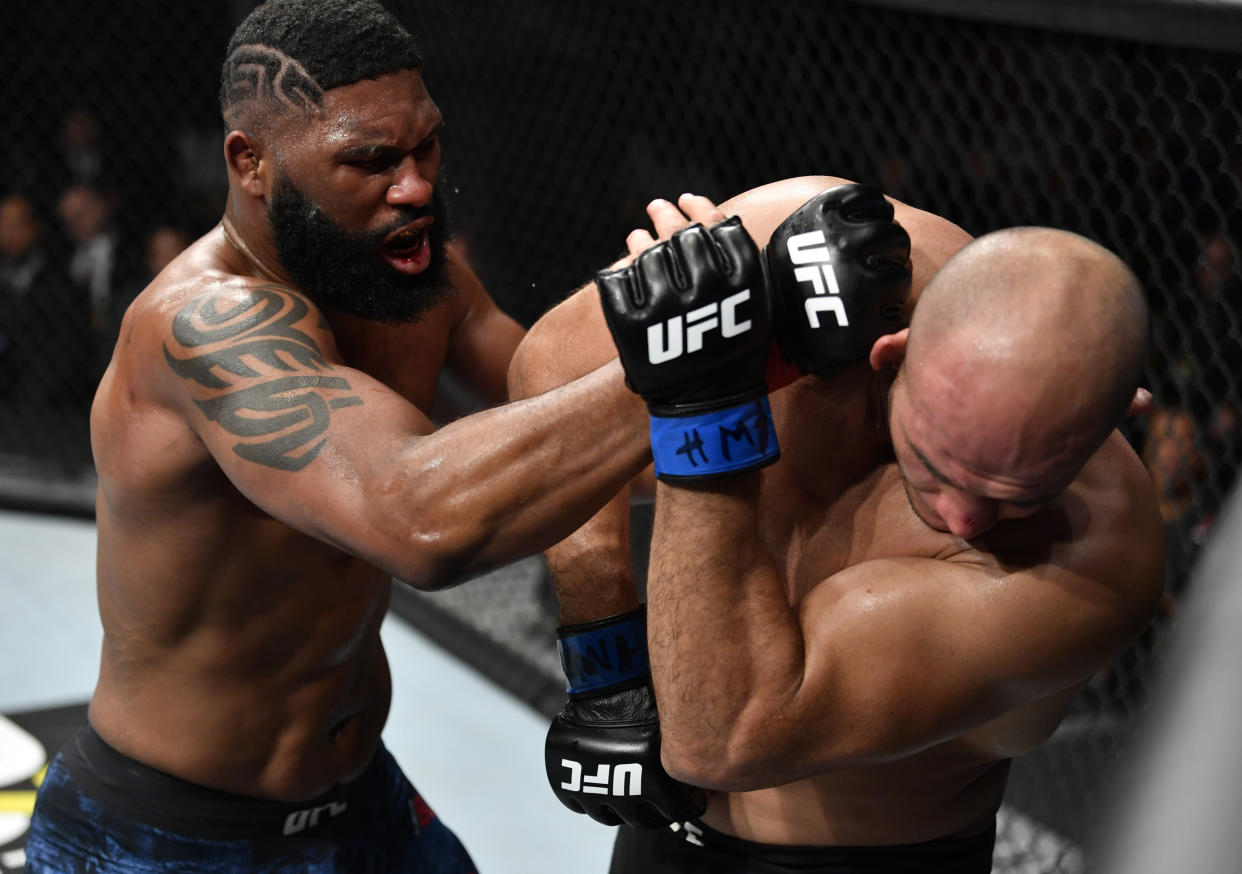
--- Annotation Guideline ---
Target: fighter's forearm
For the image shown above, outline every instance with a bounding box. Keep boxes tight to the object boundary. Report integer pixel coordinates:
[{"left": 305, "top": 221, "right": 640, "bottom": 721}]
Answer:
[
  {"left": 543, "top": 490, "right": 641, "bottom": 623},
  {"left": 368, "top": 360, "right": 650, "bottom": 589},
  {"left": 647, "top": 475, "right": 811, "bottom": 788},
  {"left": 507, "top": 283, "right": 644, "bottom": 620}
]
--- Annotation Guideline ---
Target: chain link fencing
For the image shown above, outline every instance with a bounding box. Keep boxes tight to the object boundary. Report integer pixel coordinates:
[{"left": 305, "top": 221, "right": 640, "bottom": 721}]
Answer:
[{"left": 1, "top": 1, "right": 1239, "bottom": 870}]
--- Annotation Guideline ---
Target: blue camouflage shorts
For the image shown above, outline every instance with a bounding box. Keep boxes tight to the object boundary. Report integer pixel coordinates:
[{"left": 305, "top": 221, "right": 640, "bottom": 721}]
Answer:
[{"left": 25, "top": 725, "right": 477, "bottom": 873}]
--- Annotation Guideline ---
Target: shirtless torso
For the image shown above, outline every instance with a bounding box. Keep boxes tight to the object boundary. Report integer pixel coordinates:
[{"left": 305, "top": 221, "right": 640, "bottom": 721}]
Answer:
[
  {"left": 87, "top": 228, "right": 518, "bottom": 799},
  {"left": 700, "top": 372, "right": 1146, "bottom": 845},
  {"left": 511, "top": 175, "right": 1164, "bottom": 849},
  {"left": 87, "top": 190, "right": 651, "bottom": 802},
  {"left": 30, "top": 9, "right": 656, "bottom": 872}
]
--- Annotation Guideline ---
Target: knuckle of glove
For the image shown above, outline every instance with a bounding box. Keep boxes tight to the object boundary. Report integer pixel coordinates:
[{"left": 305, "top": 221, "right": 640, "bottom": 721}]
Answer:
[
  {"left": 637, "top": 803, "right": 670, "bottom": 829},
  {"left": 766, "top": 184, "right": 912, "bottom": 373},
  {"left": 864, "top": 220, "right": 913, "bottom": 268},
  {"left": 640, "top": 784, "right": 707, "bottom": 828},
  {"left": 597, "top": 264, "right": 640, "bottom": 309},
  {"left": 667, "top": 224, "right": 718, "bottom": 299},
  {"left": 708, "top": 215, "right": 761, "bottom": 275},
  {"left": 832, "top": 183, "right": 894, "bottom": 224},
  {"left": 712, "top": 219, "right": 766, "bottom": 315},
  {"left": 593, "top": 804, "right": 624, "bottom": 827},
  {"left": 664, "top": 218, "right": 763, "bottom": 307},
  {"left": 596, "top": 256, "right": 679, "bottom": 395},
  {"left": 636, "top": 238, "right": 684, "bottom": 297},
  {"left": 638, "top": 801, "right": 686, "bottom": 830},
  {"left": 596, "top": 267, "right": 647, "bottom": 341}
]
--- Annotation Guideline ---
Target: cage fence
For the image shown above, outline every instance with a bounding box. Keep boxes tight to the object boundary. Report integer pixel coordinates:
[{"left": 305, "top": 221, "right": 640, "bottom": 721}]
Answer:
[{"left": 2, "top": 1, "right": 1239, "bottom": 871}]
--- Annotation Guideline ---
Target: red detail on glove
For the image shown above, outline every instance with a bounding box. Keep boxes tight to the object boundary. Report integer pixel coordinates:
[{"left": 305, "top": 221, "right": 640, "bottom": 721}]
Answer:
[{"left": 764, "top": 341, "right": 803, "bottom": 392}]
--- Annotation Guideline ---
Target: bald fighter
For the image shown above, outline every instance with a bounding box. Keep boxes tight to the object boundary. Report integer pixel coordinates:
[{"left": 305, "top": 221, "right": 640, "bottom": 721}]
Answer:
[
  {"left": 512, "top": 179, "right": 1163, "bottom": 871},
  {"left": 23, "top": 2, "right": 657, "bottom": 871}
]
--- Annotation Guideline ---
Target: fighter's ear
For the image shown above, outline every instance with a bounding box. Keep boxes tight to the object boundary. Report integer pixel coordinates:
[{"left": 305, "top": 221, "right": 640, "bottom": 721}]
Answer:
[
  {"left": 224, "top": 131, "right": 266, "bottom": 198},
  {"left": 1126, "top": 387, "right": 1153, "bottom": 418},
  {"left": 869, "top": 328, "right": 909, "bottom": 371}
]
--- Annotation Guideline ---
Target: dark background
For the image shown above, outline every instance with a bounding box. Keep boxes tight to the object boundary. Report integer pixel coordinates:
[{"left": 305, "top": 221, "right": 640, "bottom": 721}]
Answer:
[{"left": 1, "top": 1, "right": 1238, "bottom": 870}]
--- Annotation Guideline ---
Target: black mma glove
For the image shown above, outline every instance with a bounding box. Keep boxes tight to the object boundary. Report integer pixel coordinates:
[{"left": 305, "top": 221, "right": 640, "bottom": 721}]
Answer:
[
  {"left": 764, "top": 183, "right": 912, "bottom": 374},
  {"left": 598, "top": 217, "right": 778, "bottom": 480},
  {"left": 545, "top": 608, "right": 706, "bottom": 828}
]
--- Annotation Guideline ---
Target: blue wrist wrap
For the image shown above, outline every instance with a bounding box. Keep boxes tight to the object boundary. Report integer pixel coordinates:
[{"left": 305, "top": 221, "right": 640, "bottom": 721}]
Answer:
[
  {"left": 650, "top": 397, "right": 779, "bottom": 480},
  {"left": 557, "top": 610, "right": 649, "bottom": 695}
]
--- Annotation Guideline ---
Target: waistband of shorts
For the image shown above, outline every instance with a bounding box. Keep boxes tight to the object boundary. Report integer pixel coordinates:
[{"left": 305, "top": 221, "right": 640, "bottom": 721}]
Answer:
[
  {"left": 689, "top": 817, "right": 997, "bottom": 869},
  {"left": 56, "top": 723, "right": 389, "bottom": 839}
]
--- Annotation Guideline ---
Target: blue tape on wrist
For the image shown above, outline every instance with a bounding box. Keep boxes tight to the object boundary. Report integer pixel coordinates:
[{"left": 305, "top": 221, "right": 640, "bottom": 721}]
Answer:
[
  {"left": 558, "top": 612, "right": 649, "bottom": 695},
  {"left": 650, "top": 397, "right": 779, "bottom": 480}
]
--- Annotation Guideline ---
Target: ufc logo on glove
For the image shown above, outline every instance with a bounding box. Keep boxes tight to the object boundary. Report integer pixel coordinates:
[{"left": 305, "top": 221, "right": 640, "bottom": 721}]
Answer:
[
  {"left": 783, "top": 230, "right": 850, "bottom": 329},
  {"left": 560, "top": 759, "right": 644, "bottom": 796},
  {"left": 597, "top": 216, "right": 781, "bottom": 480},
  {"left": 646, "top": 289, "right": 754, "bottom": 364}
]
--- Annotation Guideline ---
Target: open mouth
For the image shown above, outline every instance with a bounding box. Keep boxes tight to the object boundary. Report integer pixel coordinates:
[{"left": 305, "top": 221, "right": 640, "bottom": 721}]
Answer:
[{"left": 378, "top": 222, "right": 432, "bottom": 274}]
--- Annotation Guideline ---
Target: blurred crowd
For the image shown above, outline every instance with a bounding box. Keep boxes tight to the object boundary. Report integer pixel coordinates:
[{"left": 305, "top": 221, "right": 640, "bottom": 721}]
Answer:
[
  {"left": 1, "top": 53, "right": 1241, "bottom": 613},
  {"left": 0, "top": 109, "right": 203, "bottom": 471}
]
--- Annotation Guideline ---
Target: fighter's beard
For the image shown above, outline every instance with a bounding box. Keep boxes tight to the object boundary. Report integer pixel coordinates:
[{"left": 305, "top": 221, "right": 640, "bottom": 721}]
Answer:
[{"left": 267, "top": 171, "right": 453, "bottom": 323}]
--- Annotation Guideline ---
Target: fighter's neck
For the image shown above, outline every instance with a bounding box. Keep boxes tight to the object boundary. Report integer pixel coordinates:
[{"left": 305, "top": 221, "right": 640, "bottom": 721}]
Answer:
[
  {"left": 220, "top": 201, "right": 294, "bottom": 287},
  {"left": 774, "top": 365, "right": 895, "bottom": 482},
  {"left": 797, "top": 364, "right": 892, "bottom": 442}
]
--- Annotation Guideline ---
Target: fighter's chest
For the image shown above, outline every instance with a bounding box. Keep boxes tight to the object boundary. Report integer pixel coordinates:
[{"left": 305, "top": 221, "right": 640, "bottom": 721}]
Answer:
[
  {"left": 756, "top": 454, "right": 957, "bottom": 602},
  {"left": 334, "top": 316, "right": 454, "bottom": 412},
  {"left": 759, "top": 378, "right": 959, "bottom": 599}
]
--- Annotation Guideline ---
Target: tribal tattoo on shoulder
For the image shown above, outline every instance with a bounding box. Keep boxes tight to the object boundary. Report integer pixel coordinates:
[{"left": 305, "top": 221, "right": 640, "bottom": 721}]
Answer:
[{"left": 163, "top": 287, "right": 363, "bottom": 471}]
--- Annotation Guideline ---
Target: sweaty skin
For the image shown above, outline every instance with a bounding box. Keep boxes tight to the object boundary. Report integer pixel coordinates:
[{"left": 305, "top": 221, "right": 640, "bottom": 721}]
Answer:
[
  {"left": 510, "top": 176, "right": 1164, "bottom": 846},
  {"left": 89, "top": 68, "right": 650, "bottom": 801},
  {"left": 507, "top": 177, "right": 972, "bottom": 623}
]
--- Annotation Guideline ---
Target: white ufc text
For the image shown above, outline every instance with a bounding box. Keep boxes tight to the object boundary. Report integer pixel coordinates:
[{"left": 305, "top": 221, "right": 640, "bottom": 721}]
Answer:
[
  {"left": 785, "top": 230, "right": 850, "bottom": 329},
  {"left": 647, "top": 290, "right": 753, "bottom": 364},
  {"left": 560, "top": 759, "right": 643, "bottom": 796}
]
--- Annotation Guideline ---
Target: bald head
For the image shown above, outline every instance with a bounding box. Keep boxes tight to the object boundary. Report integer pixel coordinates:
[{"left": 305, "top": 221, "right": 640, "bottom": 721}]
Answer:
[{"left": 904, "top": 227, "right": 1148, "bottom": 463}]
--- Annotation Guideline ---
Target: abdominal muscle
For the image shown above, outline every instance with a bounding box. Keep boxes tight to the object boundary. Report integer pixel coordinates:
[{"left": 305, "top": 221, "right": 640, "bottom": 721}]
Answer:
[
  {"left": 701, "top": 747, "right": 1010, "bottom": 847},
  {"left": 88, "top": 517, "right": 396, "bottom": 802}
]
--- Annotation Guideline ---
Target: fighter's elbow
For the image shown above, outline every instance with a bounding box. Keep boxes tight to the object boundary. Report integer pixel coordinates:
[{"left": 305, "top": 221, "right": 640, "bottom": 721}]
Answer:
[
  {"left": 361, "top": 497, "right": 480, "bottom": 590},
  {"left": 506, "top": 319, "right": 570, "bottom": 402},
  {"left": 661, "top": 701, "right": 890, "bottom": 790},
  {"left": 505, "top": 339, "right": 537, "bottom": 402},
  {"left": 390, "top": 542, "right": 470, "bottom": 591},
  {"left": 400, "top": 511, "right": 497, "bottom": 589},
  {"left": 660, "top": 719, "right": 797, "bottom": 792},
  {"left": 661, "top": 741, "right": 748, "bottom": 792}
]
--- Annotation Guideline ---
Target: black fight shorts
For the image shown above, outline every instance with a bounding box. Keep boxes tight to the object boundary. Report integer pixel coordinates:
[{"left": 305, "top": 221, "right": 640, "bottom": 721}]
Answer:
[
  {"left": 25, "top": 724, "right": 477, "bottom": 873},
  {"left": 610, "top": 818, "right": 996, "bottom": 874}
]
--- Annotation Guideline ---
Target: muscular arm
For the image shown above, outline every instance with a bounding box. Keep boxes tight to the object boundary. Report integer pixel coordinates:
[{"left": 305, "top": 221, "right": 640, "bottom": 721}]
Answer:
[
  {"left": 508, "top": 278, "right": 647, "bottom": 621},
  {"left": 152, "top": 279, "right": 648, "bottom": 589},
  {"left": 648, "top": 437, "right": 1164, "bottom": 791},
  {"left": 509, "top": 177, "right": 972, "bottom": 620},
  {"left": 720, "top": 175, "right": 972, "bottom": 311},
  {"left": 443, "top": 244, "right": 526, "bottom": 405}
]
